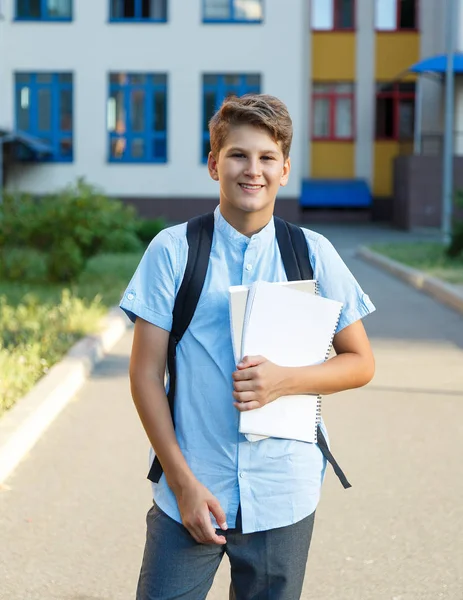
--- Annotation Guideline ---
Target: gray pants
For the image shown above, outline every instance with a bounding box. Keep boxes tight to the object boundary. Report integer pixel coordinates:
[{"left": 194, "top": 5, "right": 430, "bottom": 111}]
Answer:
[{"left": 136, "top": 503, "right": 315, "bottom": 600}]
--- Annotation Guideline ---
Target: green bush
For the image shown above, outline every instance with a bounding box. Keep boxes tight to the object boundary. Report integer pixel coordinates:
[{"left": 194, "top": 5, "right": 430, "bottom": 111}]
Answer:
[
  {"left": 47, "top": 238, "right": 85, "bottom": 282},
  {"left": 0, "top": 178, "right": 142, "bottom": 282},
  {"left": 1, "top": 247, "right": 48, "bottom": 283},
  {"left": 136, "top": 217, "right": 167, "bottom": 245},
  {"left": 447, "top": 191, "right": 463, "bottom": 258},
  {"left": 99, "top": 229, "right": 143, "bottom": 253}
]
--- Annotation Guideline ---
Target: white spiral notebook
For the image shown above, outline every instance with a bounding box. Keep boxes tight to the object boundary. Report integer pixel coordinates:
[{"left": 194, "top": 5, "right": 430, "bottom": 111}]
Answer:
[{"left": 229, "top": 280, "right": 343, "bottom": 444}]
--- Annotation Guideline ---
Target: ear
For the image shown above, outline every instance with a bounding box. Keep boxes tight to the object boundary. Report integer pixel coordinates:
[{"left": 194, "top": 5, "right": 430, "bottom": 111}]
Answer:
[
  {"left": 279, "top": 156, "right": 291, "bottom": 188},
  {"left": 208, "top": 152, "right": 219, "bottom": 181}
]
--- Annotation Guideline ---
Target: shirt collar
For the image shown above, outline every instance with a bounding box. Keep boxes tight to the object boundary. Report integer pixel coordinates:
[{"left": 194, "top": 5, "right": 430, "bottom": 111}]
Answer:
[{"left": 213, "top": 205, "right": 275, "bottom": 247}]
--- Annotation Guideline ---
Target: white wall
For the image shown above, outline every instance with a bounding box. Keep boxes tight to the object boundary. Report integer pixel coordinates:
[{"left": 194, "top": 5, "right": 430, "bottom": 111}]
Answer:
[
  {"left": 419, "top": 0, "right": 445, "bottom": 136},
  {"left": 457, "top": 0, "right": 463, "bottom": 51},
  {"left": 1, "top": 0, "right": 306, "bottom": 199},
  {"left": 355, "top": 0, "right": 375, "bottom": 185}
]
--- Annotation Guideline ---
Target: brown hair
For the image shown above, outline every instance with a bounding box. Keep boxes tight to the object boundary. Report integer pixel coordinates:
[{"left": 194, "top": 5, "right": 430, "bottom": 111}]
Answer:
[{"left": 208, "top": 94, "right": 293, "bottom": 160}]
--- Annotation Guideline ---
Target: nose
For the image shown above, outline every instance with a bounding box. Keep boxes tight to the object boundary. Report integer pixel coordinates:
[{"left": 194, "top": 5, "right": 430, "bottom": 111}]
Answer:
[{"left": 243, "top": 157, "right": 262, "bottom": 178}]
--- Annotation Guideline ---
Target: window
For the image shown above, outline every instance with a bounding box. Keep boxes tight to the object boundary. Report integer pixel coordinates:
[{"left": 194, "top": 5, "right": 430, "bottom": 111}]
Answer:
[
  {"left": 16, "top": 0, "right": 72, "bottom": 20},
  {"left": 15, "top": 73, "right": 73, "bottom": 161},
  {"left": 110, "top": 0, "right": 167, "bottom": 21},
  {"left": 375, "top": 0, "right": 418, "bottom": 30},
  {"left": 312, "top": 83, "right": 354, "bottom": 140},
  {"left": 202, "top": 74, "right": 261, "bottom": 161},
  {"left": 311, "top": 0, "right": 355, "bottom": 30},
  {"left": 203, "top": 0, "right": 263, "bottom": 23},
  {"left": 108, "top": 73, "right": 167, "bottom": 162},
  {"left": 376, "top": 82, "right": 415, "bottom": 140}
]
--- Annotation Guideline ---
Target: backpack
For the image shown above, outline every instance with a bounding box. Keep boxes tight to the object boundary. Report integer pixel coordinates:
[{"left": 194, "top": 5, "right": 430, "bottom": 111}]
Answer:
[{"left": 147, "top": 212, "right": 351, "bottom": 489}]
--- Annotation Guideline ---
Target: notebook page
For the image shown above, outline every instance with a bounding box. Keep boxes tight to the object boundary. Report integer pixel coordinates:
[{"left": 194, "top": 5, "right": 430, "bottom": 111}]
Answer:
[
  {"left": 229, "top": 280, "right": 319, "bottom": 442},
  {"left": 239, "top": 281, "right": 342, "bottom": 443},
  {"left": 229, "top": 280, "right": 318, "bottom": 366}
]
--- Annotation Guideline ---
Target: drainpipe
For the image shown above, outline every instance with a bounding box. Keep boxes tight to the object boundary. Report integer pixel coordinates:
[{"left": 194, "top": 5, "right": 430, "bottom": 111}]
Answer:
[
  {"left": 414, "top": 76, "right": 423, "bottom": 155},
  {"left": 442, "top": 0, "right": 457, "bottom": 244}
]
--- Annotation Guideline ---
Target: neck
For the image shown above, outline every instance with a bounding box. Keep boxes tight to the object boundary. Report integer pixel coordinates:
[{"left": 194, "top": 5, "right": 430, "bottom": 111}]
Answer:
[{"left": 219, "top": 203, "right": 274, "bottom": 237}]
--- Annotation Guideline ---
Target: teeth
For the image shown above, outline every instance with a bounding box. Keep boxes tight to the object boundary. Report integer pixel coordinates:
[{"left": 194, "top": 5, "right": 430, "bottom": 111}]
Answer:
[{"left": 241, "top": 184, "right": 262, "bottom": 189}]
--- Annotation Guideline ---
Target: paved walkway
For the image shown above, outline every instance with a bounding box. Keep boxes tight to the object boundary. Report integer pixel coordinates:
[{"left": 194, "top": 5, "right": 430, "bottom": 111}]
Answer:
[{"left": 1, "top": 225, "right": 462, "bottom": 600}]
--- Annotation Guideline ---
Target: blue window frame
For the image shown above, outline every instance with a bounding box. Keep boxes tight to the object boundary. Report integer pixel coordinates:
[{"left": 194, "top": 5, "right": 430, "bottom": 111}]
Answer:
[
  {"left": 202, "top": 74, "right": 261, "bottom": 162},
  {"left": 203, "top": 0, "right": 263, "bottom": 23},
  {"left": 108, "top": 73, "right": 167, "bottom": 163},
  {"left": 15, "top": 0, "right": 72, "bottom": 21},
  {"left": 15, "top": 73, "right": 73, "bottom": 162},
  {"left": 110, "top": 0, "right": 167, "bottom": 22}
]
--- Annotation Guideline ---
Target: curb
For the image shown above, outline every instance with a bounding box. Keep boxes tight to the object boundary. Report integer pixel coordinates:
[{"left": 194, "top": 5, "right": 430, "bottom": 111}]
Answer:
[
  {"left": 357, "top": 246, "right": 463, "bottom": 316},
  {"left": 0, "top": 306, "right": 131, "bottom": 486}
]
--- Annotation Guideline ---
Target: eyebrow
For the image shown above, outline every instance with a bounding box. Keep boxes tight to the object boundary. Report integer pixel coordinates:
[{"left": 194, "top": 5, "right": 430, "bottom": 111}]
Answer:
[{"left": 227, "top": 147, "right": 279, "bottom": 155}]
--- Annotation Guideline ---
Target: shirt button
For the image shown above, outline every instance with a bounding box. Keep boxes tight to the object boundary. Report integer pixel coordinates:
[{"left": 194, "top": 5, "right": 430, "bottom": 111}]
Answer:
[
  {"left": 127, "top": 293, "right": 135, "bottom": 301},
  {"left": 245, "top": 264, "right": 252, "bottom": 271},
  {"left": 239, "top": 472, "right": 245, "bottom": 478}
]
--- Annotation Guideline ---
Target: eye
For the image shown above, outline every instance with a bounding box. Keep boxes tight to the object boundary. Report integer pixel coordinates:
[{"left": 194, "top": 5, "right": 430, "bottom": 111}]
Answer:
[
  {"left": 261, "top": 156, "right": 274, "bottom": 161},
  {"left": 232, "top": 153, "right": 245, "bottom": 158}
]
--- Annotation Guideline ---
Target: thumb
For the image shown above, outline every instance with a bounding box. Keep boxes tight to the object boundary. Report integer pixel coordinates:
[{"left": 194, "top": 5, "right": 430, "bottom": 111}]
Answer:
[
  {"left": 238, "top": 355, "right": 266, "bottom": 369},
  {"left": 208, "top": 497, "right": 228, "bottom": 530}
]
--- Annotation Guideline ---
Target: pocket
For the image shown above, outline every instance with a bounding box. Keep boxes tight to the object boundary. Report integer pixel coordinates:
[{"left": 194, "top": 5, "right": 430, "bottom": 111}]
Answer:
[
  {"left": 261, "top": 437, "right": 297, "bottom": 461},
  {"left": 146, "top": 501, "right": 164, "bottom": 527}
]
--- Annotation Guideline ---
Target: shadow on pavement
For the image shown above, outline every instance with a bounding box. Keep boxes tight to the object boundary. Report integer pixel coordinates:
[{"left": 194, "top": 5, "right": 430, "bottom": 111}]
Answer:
[
  {"left": 91, "top": 354, "right": 129, "bottom": 379},
  {"left": 364, "top": 384, "right": 463, "bottom": 397}
]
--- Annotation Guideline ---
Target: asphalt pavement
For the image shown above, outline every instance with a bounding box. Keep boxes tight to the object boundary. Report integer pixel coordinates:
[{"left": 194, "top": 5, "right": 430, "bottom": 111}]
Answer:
[{"left": 1, "top": 224, "right": 462, "bottom": 600}]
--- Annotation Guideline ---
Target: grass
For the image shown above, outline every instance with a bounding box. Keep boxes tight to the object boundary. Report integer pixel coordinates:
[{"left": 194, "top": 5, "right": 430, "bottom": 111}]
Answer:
[
  {"left": 0, "top": 252, "right": 143, "bottom": 416},
  {"left": 369, "top": 242, "right": 463, "bottom": 285},
  {"left": 0, "top": 252, "right": 143, "bottom": 308}
]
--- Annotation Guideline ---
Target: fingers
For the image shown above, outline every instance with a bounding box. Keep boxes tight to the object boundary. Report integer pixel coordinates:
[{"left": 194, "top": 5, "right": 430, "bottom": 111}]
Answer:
[
  {"left": 232, "top": 390, "right": 256, "bottom": 403},
  {"left": 197, "top": 520, "right": 226, "bottom": 546},
  {"left": 233, "top": 379, "right": 255, "bottom": 393},
  {"left": 208, "top": 498, "right": 228, "bottom": 531},
  {"left": 232, "top": 367, "right": 255, "bottom": 381},
  {"left": 184, "top": 509, "right": 226, "bottom": 546},
  {"left": 237, "top": 355, "right": 266, "bottom": 369},
  {"left": 234, "top": 400, "right": 262, "bottom": 412},
  {"left": 183, "top": 497, "right": 228, "bottom": 546}
]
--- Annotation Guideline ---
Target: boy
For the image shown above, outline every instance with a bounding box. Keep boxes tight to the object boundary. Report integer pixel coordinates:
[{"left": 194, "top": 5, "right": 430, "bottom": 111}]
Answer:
[{"left": 120, "top": 94, "right": 376, "bottom": 599}]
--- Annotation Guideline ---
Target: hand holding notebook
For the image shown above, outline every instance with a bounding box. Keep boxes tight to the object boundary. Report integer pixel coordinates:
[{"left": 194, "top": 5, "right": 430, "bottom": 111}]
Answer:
[{"left": 232, "top": 280, "right": 343, "bottom": 444}]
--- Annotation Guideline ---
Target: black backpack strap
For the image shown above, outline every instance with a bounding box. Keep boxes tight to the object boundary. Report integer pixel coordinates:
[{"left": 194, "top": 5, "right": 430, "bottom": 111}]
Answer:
[
  {"left": 274, "top": 217, "right": 351, "bottom": 490},
  {"left": 274, "top": 217, "right": 312, "bottom": 280},
  {"left": 316, "top": 429, "right": 351, "bottom": 489},
  {"left": 148, "top": 212, "right": 214, "bottom": 483},
  {"left": 273, "top": 217, "right": 313, "bottom": 281}
]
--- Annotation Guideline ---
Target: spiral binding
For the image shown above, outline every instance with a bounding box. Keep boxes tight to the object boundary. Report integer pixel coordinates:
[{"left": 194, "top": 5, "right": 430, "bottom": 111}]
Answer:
[
  {"left": 324, "top": 306, "right": 342, "bottom": 362},
  {"left": 314, "top": 395, "right": 322, "bottom": 441},
  {"left": 314, "top": 280, "right": 320, "bottom": 296},
  {"left": 314, "top": 295, "right": 342, "bottom": 443}
]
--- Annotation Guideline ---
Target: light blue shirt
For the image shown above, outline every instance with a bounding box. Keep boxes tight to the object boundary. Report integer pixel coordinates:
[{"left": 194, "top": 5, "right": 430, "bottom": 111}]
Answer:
[{"left": 120, "top": 206, "right": 375, "bottom": 534}]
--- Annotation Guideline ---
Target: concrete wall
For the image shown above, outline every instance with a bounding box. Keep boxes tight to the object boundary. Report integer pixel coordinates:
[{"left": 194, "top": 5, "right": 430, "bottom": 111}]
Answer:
[
  {"left": 393, "top": 155, "right": 463, "bottom": 229},
  {"left": 0, "top": 0, "right": 307, "bottom": 203}
]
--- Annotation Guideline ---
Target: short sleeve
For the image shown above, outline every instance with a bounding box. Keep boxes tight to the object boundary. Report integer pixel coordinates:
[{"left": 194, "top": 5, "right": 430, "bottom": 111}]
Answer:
[
  {"left": 119, "top": 229, "right": 180, "bottom": 331},
  {"left": 309, "top": 234, "right": 376, "bottom": 333}
]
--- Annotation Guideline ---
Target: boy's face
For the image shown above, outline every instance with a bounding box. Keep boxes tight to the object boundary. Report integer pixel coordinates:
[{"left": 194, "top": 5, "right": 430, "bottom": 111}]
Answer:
[{"left": 208, "top": 124, "right": 290, "bottom": 221}]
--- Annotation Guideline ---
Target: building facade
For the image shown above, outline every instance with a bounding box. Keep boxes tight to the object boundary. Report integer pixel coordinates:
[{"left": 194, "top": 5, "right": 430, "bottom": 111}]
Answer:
[{"left": 0, "top": 0, "right": 462, "bottom": 222}]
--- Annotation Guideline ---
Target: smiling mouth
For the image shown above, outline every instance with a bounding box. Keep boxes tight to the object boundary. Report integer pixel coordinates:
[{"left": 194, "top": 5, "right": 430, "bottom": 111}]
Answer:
[{"left": 239, "top": 184, "right": 264, "bottom": 190}]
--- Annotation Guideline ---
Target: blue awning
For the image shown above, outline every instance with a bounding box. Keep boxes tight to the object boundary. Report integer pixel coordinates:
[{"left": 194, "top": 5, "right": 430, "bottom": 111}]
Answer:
[
  {"left": 410, "top": 53, "right": 463, "bottom": 74},
  {"left": 0, "top": 130, "right": 53, "bottom": 157},
  {"left": 300, "top": 179, "right": 371, "bottom": 208}
]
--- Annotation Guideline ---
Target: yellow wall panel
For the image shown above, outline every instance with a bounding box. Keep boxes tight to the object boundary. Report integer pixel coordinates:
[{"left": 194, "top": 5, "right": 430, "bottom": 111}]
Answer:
[
  {"left": 375, "top": 33, "right": 420, "bottom": 80},
  {"left": 312, "top": 33, "right": 356, "bottom": 80},
  {"left": 311, "top": 142, "right": 355, "bottom": 178},
  {"left": 373, "top": 142, "right": 399, "bottom": 196}
]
